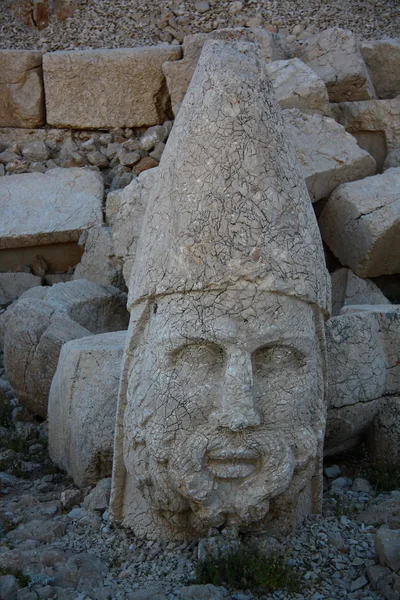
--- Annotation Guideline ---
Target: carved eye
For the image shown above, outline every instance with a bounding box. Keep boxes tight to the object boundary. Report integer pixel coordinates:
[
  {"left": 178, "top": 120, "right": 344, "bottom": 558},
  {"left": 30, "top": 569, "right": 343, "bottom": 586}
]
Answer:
[
  {"left": 169, "top": 342, "right": 225, "bottom": 376},
  {"left": 252, "top": 345, "right": 306, "bottom": 377}
]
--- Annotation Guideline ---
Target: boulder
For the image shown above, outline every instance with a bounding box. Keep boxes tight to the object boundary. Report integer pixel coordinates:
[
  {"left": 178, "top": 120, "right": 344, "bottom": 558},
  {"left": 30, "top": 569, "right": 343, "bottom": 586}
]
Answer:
[
  {"left": 0, "top": 50, "right": 45, "bottom": 128},
  {"left": 0, "top": 273, "right": 42, "bottom": 306},
  {"left": 43, "top": 47, "right": 182, "bottom": 128},
  {"left": 332, "top": 97, "right": 400, "bottom": 170},
  {"left": 4, "top": 279, "right": 128, "bottom": 417},
  {"left": 331, "top": 268, "right": 390, "bottom": 316},
  {"left": 375, "top": 527, "right": 400, "bottom": 573},
  {"left": 0, "top": 168, "right": 103, "bottom": 273},
  {"left": 72, "top": 226, "right": 124, "bottom": 290},
  {"left": 384, "top": 146, "right": 400, "bottom": 171},
  {"left": 283, "top": 109, "right": 376, "bottom": 202},
  {"left": 162, "top": 27, "right": 287, "bottom": 115},
  {"left": 319, "top": 168, "right": 400, "bottom": 277},
  {"left": 84, "top": 478, "right": 112, "bottom": 511},
  {"left": 294, "top": 28, "right": 375, "bottom": 102},
  {"left": 106, "top": 168, "right": 157, "bottom": 283},
  {"left": 265, "top": 58, "right": 330, "bottom": 115},
  {"left": 361, "top": 39, "right": 400, "bottom": 99},
  {"left": 49, "top": 332, "right": 126, "bottom": 487},
  {"left": 369, "top": 397, "right": 400, "bottom": 465}
]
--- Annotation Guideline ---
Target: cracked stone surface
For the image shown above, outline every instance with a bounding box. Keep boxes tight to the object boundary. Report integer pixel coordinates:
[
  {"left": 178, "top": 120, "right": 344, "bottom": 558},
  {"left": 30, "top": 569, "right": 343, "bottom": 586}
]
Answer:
[
  {"left": 162, "top": 28, "right": 287, "bottom": 116},
  {"left": 293, "top": 27, "right": 376, "bottom": 102},
  {"left": 110, "top": 38, "right": 330, "bottom": 541},
  {"left": 48, "top": 331, "right": 127, "bottom": 488},
  {"left": 319, "top": 167, "right": 400, "bottom": 277},
  {"left": 283, "top": 109, "right": 376, "bottom": 203},
  {"left": 43, "top": 47, "right": 182, "bottom": 129},
  {"left": 0, "top": 50, "right": 45, "bottom": 128},
  {"left": 3, "top": 279, "right": 128, "bottom": 417}
]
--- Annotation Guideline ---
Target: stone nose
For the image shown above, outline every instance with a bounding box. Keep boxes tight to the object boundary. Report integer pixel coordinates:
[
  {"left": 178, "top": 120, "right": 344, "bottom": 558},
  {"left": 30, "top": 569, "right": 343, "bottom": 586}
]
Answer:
[{"left": 210, "top": 349, "right": 262, "bottom": 432}]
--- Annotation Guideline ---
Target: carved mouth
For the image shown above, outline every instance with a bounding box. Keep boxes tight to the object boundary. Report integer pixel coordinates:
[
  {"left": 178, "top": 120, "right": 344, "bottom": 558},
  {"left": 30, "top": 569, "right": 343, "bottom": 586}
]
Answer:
[{"left": 206, "top": 449, "right": 260, "bottom": 479}]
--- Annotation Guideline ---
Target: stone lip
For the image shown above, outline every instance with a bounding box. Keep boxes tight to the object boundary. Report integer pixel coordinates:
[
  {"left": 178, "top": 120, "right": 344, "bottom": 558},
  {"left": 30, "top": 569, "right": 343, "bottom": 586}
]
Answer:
[{"left": 0, "top": 167, "right": 103, "bottom": 250}]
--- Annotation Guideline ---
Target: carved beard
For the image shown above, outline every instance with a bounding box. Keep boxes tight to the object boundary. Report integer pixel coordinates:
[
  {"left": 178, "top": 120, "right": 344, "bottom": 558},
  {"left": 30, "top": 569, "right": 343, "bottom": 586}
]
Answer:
[{"left": 131, "top": 422, "right": 319, "bottom": 531}]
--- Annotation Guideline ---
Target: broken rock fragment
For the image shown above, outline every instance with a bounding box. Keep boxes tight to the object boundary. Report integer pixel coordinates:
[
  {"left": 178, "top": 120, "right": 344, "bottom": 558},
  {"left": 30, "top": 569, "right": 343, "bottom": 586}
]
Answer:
[
  {"left": 283, "top": 109, "right": 376, "bottom": 202},
  {"left": 319, "top": 167, "right": 400, "bottom": 277}
]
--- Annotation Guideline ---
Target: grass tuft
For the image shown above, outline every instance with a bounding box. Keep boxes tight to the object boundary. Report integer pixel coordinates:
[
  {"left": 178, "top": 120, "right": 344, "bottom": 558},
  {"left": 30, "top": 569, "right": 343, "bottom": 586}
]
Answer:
[{"left": 194, "top": 541, "right": 301, "bottom": 594}]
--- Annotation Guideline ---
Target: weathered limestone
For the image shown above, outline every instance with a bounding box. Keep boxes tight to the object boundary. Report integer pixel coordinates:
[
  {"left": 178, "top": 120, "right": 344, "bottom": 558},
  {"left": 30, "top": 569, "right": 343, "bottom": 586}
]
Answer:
[
  {"left": 0, "top": 273, "right": 42, "bottom": 306},
  {"left": 0, "top": 51, "right": 45, "bottom": 128},
  {"left": 43, "top": 47, "right": 182, "bottom": 128},
  {"left": 72, "top": 227, "right": 124, "bottom": 290},
  {"left": 331, "top": 268, "right": 389, "bottom": 316},
  {"left": 0, "top": 167, "right": 103, "bottom": 250},
  {"left": 319, "top": 168, "right": 400, "bottom": 277},
  {"left": 361, "top": 39, "right": 400, "bottom": 99},
  {"left": 325, "top": 305, "right": 400, "bottom": 455},
  {"left": 110, "top": 39, "right": 330, "bottom": 540},
  {"left": 384, "top": 146, "right": 400, "bottom": 171},
  {"left": 265, "top": 58, "right": 330, "bottom": 116},
  {"left": 294, "top": 28, "right": 375, "bottom": 102},
  {"left": 369, "top": 397, "right": 400, "bottom": 465},
  {"left": 162, "top": 28, "right": 287, "bottom": 116},
  {"left": 283, "top": 109, "right": 376, "bottom": 202},
  {"left": 106, "top": 169, "right": 157, "bottom": 284},
  {"left": 4, "top": 280, "right": 129, "bottom": 417},
  {"left": 49, "top": 331, "right": 126, "bottom": 487},
  {"left": 332, "top": 98, "right": 400, "bottom": 170}
]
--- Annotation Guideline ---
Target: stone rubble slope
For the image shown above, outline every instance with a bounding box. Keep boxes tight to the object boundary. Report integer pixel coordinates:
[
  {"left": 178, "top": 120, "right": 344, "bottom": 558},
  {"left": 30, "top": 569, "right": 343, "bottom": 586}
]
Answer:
[{"left": 0, "top": 0, "right": 399, "bottom": 51}]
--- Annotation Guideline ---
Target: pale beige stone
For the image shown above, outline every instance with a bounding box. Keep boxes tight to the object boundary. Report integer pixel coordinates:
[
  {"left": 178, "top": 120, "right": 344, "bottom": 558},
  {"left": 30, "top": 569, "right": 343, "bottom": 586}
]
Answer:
[
  {"left": 294, "top": 28, "right": 375, "bottom": 102},
  {"left": 73, "top": 226, "right": 124, "bottom": 290},
  {"left": 319, "top": 168, "right": 400, "bottom": 277},
  {"left": 3, "top": 279, "right": 128, "bottom": 417},
  {"left": 0, "top": 273, "right": 42, "bottom": 305},
  {"left": 49, "top": 331, "right": 126, "bottom": 487},
  {"left": 0, "top": 168, "right": 103, "bottom": 250},
  {"left": 106, "top": 169, "right": 158, "bottom": 284},
  {"left": 283, "top": 109, "right": 376, "bottom": 202},
  {"left": 265, "top": 58, "right": 330, "bottom": 115},
  {"left": 43, "top": 47, "right": 182, "bottom": 128},
  {"left": 361, "top": 39, "right": 400, "bottom": 100},
  {"left": 111, "top": 40, "right": 330, "bottom": 540},
  {"left": 0, "top": 51, "right": 44, "bottom": 128},
  {"left": 331, "top": 268, "right": 389, "bottom": 316},
  {"left": 162, "top": 27, "right": 287, "bottom": 116},
  {"left": 332, "top": 97, "right": 400, "bottom": 155}
]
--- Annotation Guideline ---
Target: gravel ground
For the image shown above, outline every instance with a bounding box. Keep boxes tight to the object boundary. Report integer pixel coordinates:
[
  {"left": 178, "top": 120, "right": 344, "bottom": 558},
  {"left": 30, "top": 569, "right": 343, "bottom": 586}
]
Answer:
[{"left": 0, "top": 0, "right": 399, "bottom": 52}]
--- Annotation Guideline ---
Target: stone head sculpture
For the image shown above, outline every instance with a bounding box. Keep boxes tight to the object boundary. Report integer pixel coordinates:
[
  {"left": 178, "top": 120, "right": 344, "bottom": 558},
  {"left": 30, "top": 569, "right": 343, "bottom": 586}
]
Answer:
[{"left": 110, "top": 38, "right": 331, "bottom": 540}]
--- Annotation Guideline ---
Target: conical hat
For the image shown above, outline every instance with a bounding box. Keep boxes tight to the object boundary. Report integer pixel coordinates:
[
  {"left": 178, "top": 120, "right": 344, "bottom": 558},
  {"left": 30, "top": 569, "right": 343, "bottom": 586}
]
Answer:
[{"left": 128, "top": 39, "right": 331, "bottom": 316}]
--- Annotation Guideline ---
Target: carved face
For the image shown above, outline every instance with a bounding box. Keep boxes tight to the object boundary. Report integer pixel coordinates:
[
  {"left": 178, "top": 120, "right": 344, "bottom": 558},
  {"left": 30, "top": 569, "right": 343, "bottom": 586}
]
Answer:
[{"left": 123, "top": 289, "right": 325, "bottom": 532}]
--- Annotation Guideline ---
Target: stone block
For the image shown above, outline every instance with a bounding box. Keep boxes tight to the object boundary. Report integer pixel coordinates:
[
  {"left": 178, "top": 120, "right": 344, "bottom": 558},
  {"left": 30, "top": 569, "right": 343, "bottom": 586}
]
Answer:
[
  {"left": 106, "top": 168, "right": 157, "bottom": 284},
  {"left": 331, "top": 268, "right": 390, "bottom": 316},
  {"left": 369, "top": 397, "right": 400, "bottom": 465},
  {"left": 375, "top": 527, "right": 400, "bottom": 573},
  {"left": 294, "top": 28, "right": 375, "bottom": 102},
  {"left": 283, "top": 109, "right": 376, "bottom": 202},
  {"left": 319, "top": 168, "right": 400, "bottom": 277},
  {"left": 0, "top": 168, "right": 103, "bottom": 250},
  {"left": 4, "top": 279, "right": 128, "bottom": 417},
  {"left": 384, "top": 146, "right": 400, "bottom": 171},
  {"left": 49, "top": 332, "right": 126, "bottom": 487},
  {"left": 73, "top": 226, "right": 124, "bottom": 290},
  {"left": 265, "top": 58, "right": 330, "bottom": 115},
  {"left": 0, "top": 273, "right": 42, "bottom": 306},
  {"left": 332, "top": 97, "right": 400, "bottom": 158},
  {"left": 163, "top": 27, "right": 287, "bottom": 115},
  {"left": 0, "top": 50, "right": 44, "bottom": 128},
  {"left": 43, "top": 47, "right": 182, "bottom": 128},
  {"left": 361, "top": 39, "right": 400, "bottom": 99}
]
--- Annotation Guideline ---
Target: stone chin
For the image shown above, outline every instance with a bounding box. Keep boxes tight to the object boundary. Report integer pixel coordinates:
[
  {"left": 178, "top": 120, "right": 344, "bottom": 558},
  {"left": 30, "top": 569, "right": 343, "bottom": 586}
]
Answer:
[{"left": 140, "top": 424, "right": 319, "bottom": 531}]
